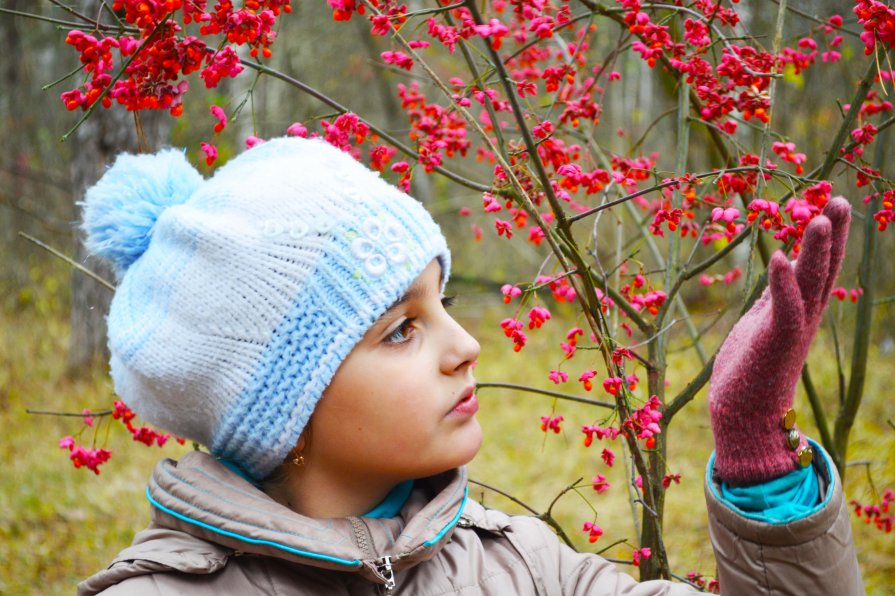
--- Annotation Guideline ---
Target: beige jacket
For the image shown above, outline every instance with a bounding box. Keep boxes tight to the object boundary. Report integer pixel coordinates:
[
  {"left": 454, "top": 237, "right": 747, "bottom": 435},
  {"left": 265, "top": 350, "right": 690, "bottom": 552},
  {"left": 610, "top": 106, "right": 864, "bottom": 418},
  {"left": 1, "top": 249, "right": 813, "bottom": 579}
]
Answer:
[{"left": 79, "top": 446, "right": 862, "bottom": 595}]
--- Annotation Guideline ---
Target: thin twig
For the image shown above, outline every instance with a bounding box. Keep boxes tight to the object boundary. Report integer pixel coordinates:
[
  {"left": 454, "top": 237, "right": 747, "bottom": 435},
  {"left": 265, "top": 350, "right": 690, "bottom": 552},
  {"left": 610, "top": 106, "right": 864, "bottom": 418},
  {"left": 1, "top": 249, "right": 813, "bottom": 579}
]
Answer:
[
  {"left": 475, "top": 382, "right": 615, "bottom": 409},
  {"left": 212, "top": 60, "right": 491, "bottom": 193},
  {"left": 468, "top": 478, "right": 576, "bottom": 547},
  {"left": 468, "top": 478, "right": 540, "bottom": 515},
  {"left": 18, "top": 232, "right": 115, "bottom": 291},
  {"left": 26, "top": 408, "right": 113, "bottom": 417}
]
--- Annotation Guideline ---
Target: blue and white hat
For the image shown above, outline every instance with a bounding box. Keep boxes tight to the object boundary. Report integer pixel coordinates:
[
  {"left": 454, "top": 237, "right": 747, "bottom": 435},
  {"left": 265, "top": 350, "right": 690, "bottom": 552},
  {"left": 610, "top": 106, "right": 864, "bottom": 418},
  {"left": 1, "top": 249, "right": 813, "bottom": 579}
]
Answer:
[{"left": 82, "top": 137, "right": 450, "bottom": 480}]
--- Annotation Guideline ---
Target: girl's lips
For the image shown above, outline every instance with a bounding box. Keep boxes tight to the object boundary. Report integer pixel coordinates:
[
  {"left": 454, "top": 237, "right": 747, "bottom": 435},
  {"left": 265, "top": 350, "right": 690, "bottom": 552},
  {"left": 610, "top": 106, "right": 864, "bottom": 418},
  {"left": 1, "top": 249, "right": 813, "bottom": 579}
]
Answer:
[{"left": 451, "top": 388, "right": 479, "bottom": 416}]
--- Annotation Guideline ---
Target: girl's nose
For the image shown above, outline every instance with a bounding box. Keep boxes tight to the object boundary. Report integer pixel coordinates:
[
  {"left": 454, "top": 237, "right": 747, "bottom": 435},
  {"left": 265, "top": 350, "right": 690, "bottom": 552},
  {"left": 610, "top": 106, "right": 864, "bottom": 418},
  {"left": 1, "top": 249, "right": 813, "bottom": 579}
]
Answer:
[{"left": 442, "top": 315, "right": 481, "bottom": 374}]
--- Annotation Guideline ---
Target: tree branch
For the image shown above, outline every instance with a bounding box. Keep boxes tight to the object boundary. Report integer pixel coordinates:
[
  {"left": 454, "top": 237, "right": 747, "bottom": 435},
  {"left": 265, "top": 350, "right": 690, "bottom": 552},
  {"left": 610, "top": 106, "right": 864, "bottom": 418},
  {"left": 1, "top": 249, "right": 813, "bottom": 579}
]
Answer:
[{"left": 476, "top": 382, "right": 615, "bottom": 409}]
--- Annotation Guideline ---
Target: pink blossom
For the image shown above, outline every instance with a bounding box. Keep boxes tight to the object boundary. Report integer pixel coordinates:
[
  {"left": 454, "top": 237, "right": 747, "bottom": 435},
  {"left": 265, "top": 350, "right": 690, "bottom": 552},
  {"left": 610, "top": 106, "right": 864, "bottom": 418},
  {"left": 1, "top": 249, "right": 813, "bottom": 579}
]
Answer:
[
  {"left": 632, "top": 547, "right": 652, "bottom": 566},
  {"left": 591, "top": 473, "right": 610, "bottom": 494},
  {"left": 245, "top": 136, "right": 265, "bottom": 149},
  {"left": 483, "top": 192, "right": 503, "bottom": 212},
  {"left": 623, "top": 395, "right": 664, "bottom": 444},
  {"left": 711, "top": 207, "right": 740, "bottom": 224},
  {"left": 200, "top": 142, "right": 218, "bottom": 167},
  {"left": 527, "top": 306, "right": 551, "bottom": 329},
  {"left": 662, "top": 472, "right": 682, "bottom": 488},
  {"left": 499, "top": 317, "right": 526, "bottom": 351},
  {"left": 200, "top": 46, "right": 243, "bottom": 88},
  {"left": 210, "top": 105, "right": 227, "bottom": 133},
  {"left": 494, "top": 218, "right": 513, "bottom": 238},
  {"left": 286, "top": 122, "right": 308, "bottom": 137},
  {"left": 582, "top": 521, "right": 603, "bottom": 543},
  {"left": 548, "top": 369, "right": 568, "bottom": 384},
  {"left": 540, "top": 415, "right": 563, "bottom": 433},
  {"left": 500, "top": 284, "right": 522, "bottom": 303},
  {"left": 532, "top": 120, "right": 554, "bottom": 139},
  {"left": 602, "top": 376, "right": 623, "bottom": 395},
  {"left": 723, "top": 267, "right": 742, "bottom": 284},
  {"left": 601, "top": 448, "right": 615, "bottom": 467},
  {"left": 578, "top": 369, "right": 597, "bottom": 391},
  {"left": 528, "top": 226, "right": 545, "bottom": 245},
  {"left": 611, "top": 347, "right": 634, "bottom": 366}
]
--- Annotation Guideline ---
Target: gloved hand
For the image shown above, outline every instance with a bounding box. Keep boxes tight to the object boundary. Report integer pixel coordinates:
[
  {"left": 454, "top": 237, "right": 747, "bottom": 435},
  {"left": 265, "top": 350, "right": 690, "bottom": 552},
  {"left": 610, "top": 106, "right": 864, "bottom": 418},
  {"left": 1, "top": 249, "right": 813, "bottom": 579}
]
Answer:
[{"left": 709, "top": 197, "right": 851, "bottom": 486}]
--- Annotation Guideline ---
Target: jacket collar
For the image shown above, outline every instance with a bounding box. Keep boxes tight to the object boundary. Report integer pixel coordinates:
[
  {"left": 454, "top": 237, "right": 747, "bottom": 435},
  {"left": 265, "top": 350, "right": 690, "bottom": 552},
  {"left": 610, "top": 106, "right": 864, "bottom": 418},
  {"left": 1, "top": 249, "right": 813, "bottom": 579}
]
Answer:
[{"left": 146, "top": 451, "right": 468, "bottom": 580}]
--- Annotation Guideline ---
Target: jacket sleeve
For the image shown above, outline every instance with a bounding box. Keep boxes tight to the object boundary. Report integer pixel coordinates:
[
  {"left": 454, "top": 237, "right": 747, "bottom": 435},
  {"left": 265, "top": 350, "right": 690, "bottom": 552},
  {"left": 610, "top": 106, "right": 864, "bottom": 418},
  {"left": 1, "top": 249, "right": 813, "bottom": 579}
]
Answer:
[{"left": 704, "top": 443, "right": 864, "bottom": 595}]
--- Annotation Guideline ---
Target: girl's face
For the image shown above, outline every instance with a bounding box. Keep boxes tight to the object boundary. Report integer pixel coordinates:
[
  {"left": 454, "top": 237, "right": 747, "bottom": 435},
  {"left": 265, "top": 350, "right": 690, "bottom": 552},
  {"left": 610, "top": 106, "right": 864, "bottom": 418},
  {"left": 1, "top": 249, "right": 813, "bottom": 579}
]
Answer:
[{"left": 307, "top": 259, "right": 482, "bottom": 488}]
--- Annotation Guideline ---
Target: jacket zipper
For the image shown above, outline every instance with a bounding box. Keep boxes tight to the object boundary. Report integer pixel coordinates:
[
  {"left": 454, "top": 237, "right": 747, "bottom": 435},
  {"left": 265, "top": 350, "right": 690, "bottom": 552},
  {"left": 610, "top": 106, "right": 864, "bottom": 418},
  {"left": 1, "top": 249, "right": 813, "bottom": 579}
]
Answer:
[
  {"left": 375, "top": 555, "right": 396, "bottom": 595},
  {"left": 350, "top": 517, "right": 397, "bottom": 594}
]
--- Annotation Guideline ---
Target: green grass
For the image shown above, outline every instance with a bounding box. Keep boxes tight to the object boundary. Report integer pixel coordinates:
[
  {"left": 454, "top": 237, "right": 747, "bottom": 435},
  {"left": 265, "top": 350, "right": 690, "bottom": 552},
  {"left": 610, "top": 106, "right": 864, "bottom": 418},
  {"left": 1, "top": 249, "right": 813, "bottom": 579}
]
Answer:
[{"left": 1, "top": 292, "right": 892, "bottom": 594}]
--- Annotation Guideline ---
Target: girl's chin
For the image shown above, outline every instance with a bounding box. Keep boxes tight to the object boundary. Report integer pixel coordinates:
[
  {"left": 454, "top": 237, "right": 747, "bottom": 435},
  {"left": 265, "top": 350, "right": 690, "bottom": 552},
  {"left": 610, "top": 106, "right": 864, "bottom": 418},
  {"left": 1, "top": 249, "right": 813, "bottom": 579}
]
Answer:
[{"left": 452, "top": 420, "right": 484, "bottom": 465}]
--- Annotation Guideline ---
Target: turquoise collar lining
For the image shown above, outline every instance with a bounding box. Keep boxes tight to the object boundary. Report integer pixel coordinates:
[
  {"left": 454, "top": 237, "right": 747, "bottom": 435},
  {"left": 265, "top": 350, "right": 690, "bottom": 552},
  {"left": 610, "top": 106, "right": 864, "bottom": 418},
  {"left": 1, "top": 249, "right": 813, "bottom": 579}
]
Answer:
[{"left": 364, "top": 480, "right": 414, "bottom": 519}]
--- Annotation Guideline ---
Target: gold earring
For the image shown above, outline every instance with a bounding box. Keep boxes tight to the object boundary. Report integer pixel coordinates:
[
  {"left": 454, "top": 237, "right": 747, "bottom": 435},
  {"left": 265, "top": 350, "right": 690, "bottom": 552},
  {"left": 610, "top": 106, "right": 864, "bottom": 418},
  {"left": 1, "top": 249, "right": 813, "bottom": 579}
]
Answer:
[{"left": 291, "top": 430, "right": 309, "bottom": 467}]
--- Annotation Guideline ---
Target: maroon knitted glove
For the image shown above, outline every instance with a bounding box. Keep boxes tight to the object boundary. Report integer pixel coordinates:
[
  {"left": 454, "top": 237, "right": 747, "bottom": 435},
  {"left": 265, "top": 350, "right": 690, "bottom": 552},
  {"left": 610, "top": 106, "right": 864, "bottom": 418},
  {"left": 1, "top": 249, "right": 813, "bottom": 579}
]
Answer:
[{"left": 708, "top": 197, "right": 851, "bottom": 486}]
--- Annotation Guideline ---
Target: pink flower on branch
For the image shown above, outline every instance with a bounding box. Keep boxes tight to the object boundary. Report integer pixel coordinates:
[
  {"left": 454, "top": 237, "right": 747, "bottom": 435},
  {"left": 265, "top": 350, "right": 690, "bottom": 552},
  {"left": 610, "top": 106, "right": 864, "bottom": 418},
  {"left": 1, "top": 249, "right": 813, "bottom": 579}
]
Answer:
[
  {"left": 286, "top": 122, "right": 308, "bottom": 137},
  {"left": 582, "top": 521, "right": 603, "bottom": 543},
  {"left": 632, "top": 547, "right": 652, "bottom": 567},
  {"left": 200, "top": 142, "right": 218, "bottom": 167},
  {"left": 499, "top": 318, "right": 527, "bottom": 352},
  {"left": 548, "top": 369, "right": 568, "bottom": 384},
  {"left": 591, "top": 473, "right": 610, "bottom": 494},
  {"left": 578, "top": 369, "right": 597, "bottom": 391},
  {"left": 540, "top": 415, "right": 564, "bottom": 433},
  {"left": 527, "top": 306, "right": 551, "bottom": 329},
  {"left": 381, "top": 50, "right": 414, "bottom": 70},
  {"left": 210, "top": 105, "right": 227, "bottom": 133},
  {"left": 582, "top": 424, "right": 620, "bottom": 447},
  {"left": 601, "top": 447, "right": 615, "bottom": 467},
  {"left": 494, "top": 218, "right": 513, "bottom": 238}
]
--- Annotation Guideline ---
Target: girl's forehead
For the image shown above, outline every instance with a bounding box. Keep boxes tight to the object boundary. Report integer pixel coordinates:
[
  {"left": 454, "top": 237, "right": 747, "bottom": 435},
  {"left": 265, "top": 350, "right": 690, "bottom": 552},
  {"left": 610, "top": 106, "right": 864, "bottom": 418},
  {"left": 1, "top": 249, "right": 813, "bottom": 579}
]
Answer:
[{"left": 387, "top": 259, "right": 443, "bottom": 310}]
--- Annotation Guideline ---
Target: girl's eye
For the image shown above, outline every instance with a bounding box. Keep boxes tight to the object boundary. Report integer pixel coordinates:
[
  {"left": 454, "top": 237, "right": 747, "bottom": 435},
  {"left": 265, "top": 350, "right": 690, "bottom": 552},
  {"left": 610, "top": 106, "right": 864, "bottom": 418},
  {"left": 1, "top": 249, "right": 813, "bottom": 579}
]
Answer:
[
  {"left": 384, "top": 318, "right": 415, "bottom": 345},
  {"left": 382, "top": 296, "right": 457, "bottom": 346}
]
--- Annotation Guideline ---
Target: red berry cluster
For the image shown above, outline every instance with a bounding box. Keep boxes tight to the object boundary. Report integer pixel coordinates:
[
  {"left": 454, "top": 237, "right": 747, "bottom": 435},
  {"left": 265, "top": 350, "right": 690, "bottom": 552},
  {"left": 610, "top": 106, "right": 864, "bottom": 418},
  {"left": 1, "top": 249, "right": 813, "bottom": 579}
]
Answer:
[
  {"left": 854, "top": 0, "right": 895, "bottom": 55},
  {"left": 850, "top": 489, "right": 894, "bottom": 533},
  {"left": 62, "top": 0, "right": 291, "bottom": 115}
]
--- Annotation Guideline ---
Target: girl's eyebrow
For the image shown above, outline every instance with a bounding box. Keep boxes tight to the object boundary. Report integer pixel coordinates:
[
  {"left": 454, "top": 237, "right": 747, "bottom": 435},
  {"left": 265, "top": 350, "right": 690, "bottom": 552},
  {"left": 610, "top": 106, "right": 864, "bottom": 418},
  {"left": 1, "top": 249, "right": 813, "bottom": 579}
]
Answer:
[
  {"left": 369, "top": 286, "right": 422, "bottom": 337},
  {"left": 383, "top": 283, "right": 425, "bottom": 317},
  {"left": 374, "top": 261, "right": 443, "bottom": 329}
]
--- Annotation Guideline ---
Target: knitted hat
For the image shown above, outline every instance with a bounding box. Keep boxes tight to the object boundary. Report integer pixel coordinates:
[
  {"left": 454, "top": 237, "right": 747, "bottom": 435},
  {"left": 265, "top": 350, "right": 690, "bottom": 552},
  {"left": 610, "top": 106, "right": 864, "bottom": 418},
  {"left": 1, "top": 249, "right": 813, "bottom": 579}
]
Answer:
[{"left": 81, "top": 137, "right": 450, "bottom": 480}]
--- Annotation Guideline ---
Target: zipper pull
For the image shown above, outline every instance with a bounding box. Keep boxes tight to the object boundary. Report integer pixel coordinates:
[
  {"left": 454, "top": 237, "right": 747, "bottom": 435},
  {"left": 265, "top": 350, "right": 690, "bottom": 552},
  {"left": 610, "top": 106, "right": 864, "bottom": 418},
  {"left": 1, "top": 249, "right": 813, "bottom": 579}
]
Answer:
[{"left": 375, "top": 555, "right": 396, "bottom": 595}]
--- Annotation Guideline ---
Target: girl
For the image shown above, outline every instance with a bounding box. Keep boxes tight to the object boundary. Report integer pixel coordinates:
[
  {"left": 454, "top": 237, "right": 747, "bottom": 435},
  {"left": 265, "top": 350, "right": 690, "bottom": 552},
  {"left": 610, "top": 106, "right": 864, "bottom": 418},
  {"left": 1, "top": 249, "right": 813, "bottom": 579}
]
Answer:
[{"left": 77, "top": 136, "right": 862, "bottom": 594}]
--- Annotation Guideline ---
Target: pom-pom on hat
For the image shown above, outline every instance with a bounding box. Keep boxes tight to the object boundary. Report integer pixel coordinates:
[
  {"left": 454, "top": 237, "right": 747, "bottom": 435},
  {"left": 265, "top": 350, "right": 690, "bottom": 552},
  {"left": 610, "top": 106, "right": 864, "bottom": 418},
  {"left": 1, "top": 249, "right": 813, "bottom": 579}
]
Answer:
[{"left": 81, "top": 137, "right": 450, "bottom": 480}]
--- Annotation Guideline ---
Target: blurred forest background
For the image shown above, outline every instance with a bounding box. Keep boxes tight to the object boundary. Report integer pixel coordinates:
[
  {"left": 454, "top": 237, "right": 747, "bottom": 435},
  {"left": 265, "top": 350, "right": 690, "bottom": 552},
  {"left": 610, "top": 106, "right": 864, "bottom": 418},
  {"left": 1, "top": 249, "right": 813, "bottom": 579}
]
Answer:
[{"left": 1, "top": 0, "right": 893, "bottom": 593}]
